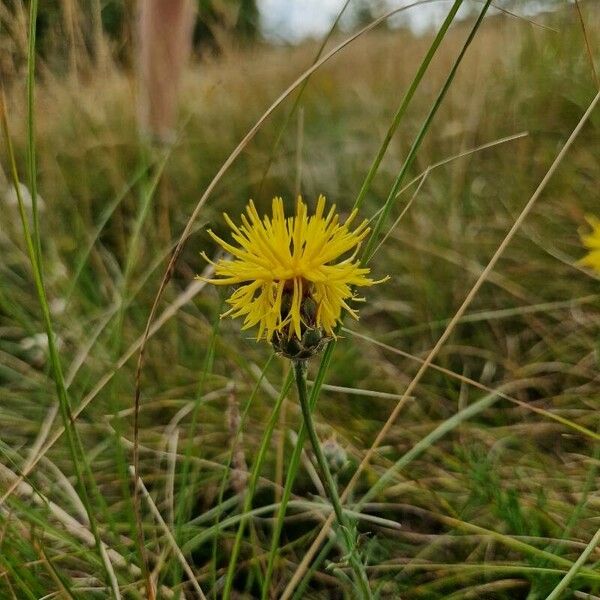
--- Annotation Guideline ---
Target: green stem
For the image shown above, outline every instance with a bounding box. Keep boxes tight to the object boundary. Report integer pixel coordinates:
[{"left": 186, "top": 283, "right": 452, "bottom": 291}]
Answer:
[
  {"left": 291, "top": 536, "right": 338, "bottom": 600},
  {"left": 293, "top": 360, "right": 372, "bottom": 600},
  {"left": 27, "top": 0, "right": 41, "bottom": 267},
  {"left": 221, "top": 371, "right": 294, "bottom": 600},
  {"left": 545, "top": 527, "right": 600, "bottom": 600},
  {"left": 352, "top": 0, "right": 464, "bottom": 213},
  {"left": 1, "top": 89, "right": 120, "bottom": 597},
  {"left": 362, "top": 0, "right": 492, "bottom": 261},
  {"left": 262, "top": 5, "right": 467, "bottom": 594},
  {"left": 261, "top": 340, "right": 337, "bottom": 599}
]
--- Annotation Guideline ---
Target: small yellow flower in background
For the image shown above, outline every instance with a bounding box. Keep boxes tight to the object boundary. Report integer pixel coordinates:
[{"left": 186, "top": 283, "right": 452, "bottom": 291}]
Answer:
[
  {"left": 579, "top": 215, "right": 600, "bottom": 273},
  {"left": 200, "top": 195, "right": 386, "bottom": 358}
]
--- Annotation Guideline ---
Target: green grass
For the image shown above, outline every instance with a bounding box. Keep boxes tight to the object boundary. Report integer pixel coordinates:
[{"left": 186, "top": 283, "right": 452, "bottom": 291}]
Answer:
[{"left": 1, "top": 1, "right": 600, "bottom": 598}]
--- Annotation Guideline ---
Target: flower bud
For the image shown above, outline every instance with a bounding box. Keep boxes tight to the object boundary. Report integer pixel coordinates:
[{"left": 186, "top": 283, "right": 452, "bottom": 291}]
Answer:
[{"left": 322, "top": 436, "right": 348, "bottom": 475}]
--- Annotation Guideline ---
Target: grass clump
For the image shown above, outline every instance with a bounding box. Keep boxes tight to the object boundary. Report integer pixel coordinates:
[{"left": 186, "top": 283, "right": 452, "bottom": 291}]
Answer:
[{"left": 1, "top": 2, "right": 599, "bottom": 598}]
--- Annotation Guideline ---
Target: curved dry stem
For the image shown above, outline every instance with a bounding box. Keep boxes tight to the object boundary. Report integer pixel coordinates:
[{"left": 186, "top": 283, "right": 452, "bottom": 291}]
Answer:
[
  {"left": 280, "top": 86, "right": 600, "bottom": 600},
  {"left": 129, "top": 0, "right": 450, "bottom": 582}
]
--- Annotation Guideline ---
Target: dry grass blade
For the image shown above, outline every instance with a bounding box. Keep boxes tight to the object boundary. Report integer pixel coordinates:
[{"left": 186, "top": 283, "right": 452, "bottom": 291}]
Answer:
[
  {"left": 545, "top": 525, "right": 600, "bottom": 600},
  {"left": 2, "top": 3, "right": 598, "bottom": 597},
  {"left": 371, "top": 131, "right": 529, "bottom": 255},
  {"left": 280, "top": 88, "right": 600, "bottom": 600},
  {"left": 129, "top": 466, "right": 207, "bottom": 600},
  {"left": 0, "top": 463, "right": 124, "bottom": 589},
  {"left": 574, "top": 0, "right": 599, "bottom": 88},
  {"left": 343, "top": 328, "right": 600, "bottom": 441},
  {"left": 0, "top": 271, "right": 212, "bottom": 508}
]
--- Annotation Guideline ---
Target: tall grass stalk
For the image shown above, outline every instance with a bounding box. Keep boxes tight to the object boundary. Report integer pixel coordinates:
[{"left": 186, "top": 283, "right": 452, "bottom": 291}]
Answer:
[
  {"left": 261, "top": 4, "right": 466, "bottom": 593},
  {"left": 6, "top": 4, "right": 123, "bottom": 589},
  {"left": 293, "top": 359, "right": 373, "bottom": 599},
  {"left": 353, "top": 0, "right": 463, "bottom": 212},
  {"left": 0, "top": 96, "right": 121, "bottom": 597},
  {"left": 362, "top": 0, "right": 492, "bottom": 261},
  {"left": 26, "top": 0, "right": 41, "bottom": 265},
  {"left": 261, "top": 336, "right": 337, "bottom": 598},
  {"left": 282, "top": 67, "right": 600, "bottom": 600}
]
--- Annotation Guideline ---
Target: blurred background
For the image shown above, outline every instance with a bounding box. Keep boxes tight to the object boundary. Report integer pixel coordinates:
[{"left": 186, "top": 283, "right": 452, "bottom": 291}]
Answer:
[{"left": 1, "top": 0, "right": 599, "bottom": 598}]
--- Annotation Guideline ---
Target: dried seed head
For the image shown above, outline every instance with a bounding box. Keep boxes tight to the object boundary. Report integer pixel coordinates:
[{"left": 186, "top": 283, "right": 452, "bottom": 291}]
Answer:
[{"left": 322, "top": 436, "right": 348, "bottom": 475}]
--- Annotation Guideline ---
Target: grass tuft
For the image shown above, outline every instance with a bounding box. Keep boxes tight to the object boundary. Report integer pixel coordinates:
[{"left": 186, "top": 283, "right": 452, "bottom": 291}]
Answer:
[{"left": 1, "top": 2, "right": 599, "bottom": 598}]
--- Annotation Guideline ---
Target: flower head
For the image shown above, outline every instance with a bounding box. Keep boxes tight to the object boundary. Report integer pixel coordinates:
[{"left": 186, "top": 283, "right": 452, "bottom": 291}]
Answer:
[
  {"left": 579, "top": 215, "right": 600, "bottom": 273},
  {"left": 200, "top": 195, "right": 385, "bottom": 356}
]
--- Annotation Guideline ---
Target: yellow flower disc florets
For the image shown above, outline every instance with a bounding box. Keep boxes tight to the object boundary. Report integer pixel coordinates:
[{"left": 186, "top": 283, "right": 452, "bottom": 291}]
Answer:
[
  {"left": 579, "top": 215, "right": 600, "bottom": 273},
  {"left": 200, "top": 195, "right": 386, "bottom": 347}
]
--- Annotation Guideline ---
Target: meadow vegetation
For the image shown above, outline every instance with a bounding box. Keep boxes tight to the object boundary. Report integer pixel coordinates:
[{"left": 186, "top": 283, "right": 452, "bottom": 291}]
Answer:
[{"left": 0, "top": 2, "right": 599, "bottom": 598}]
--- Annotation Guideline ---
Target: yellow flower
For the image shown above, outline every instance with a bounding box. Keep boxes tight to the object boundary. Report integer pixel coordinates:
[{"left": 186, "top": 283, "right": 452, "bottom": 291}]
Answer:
[
  {"left": 200, "top": 195, "right": 385, "bottom": 346},
  {"left": 579, "top": 215, "right": 600, "bottom": 273}
]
